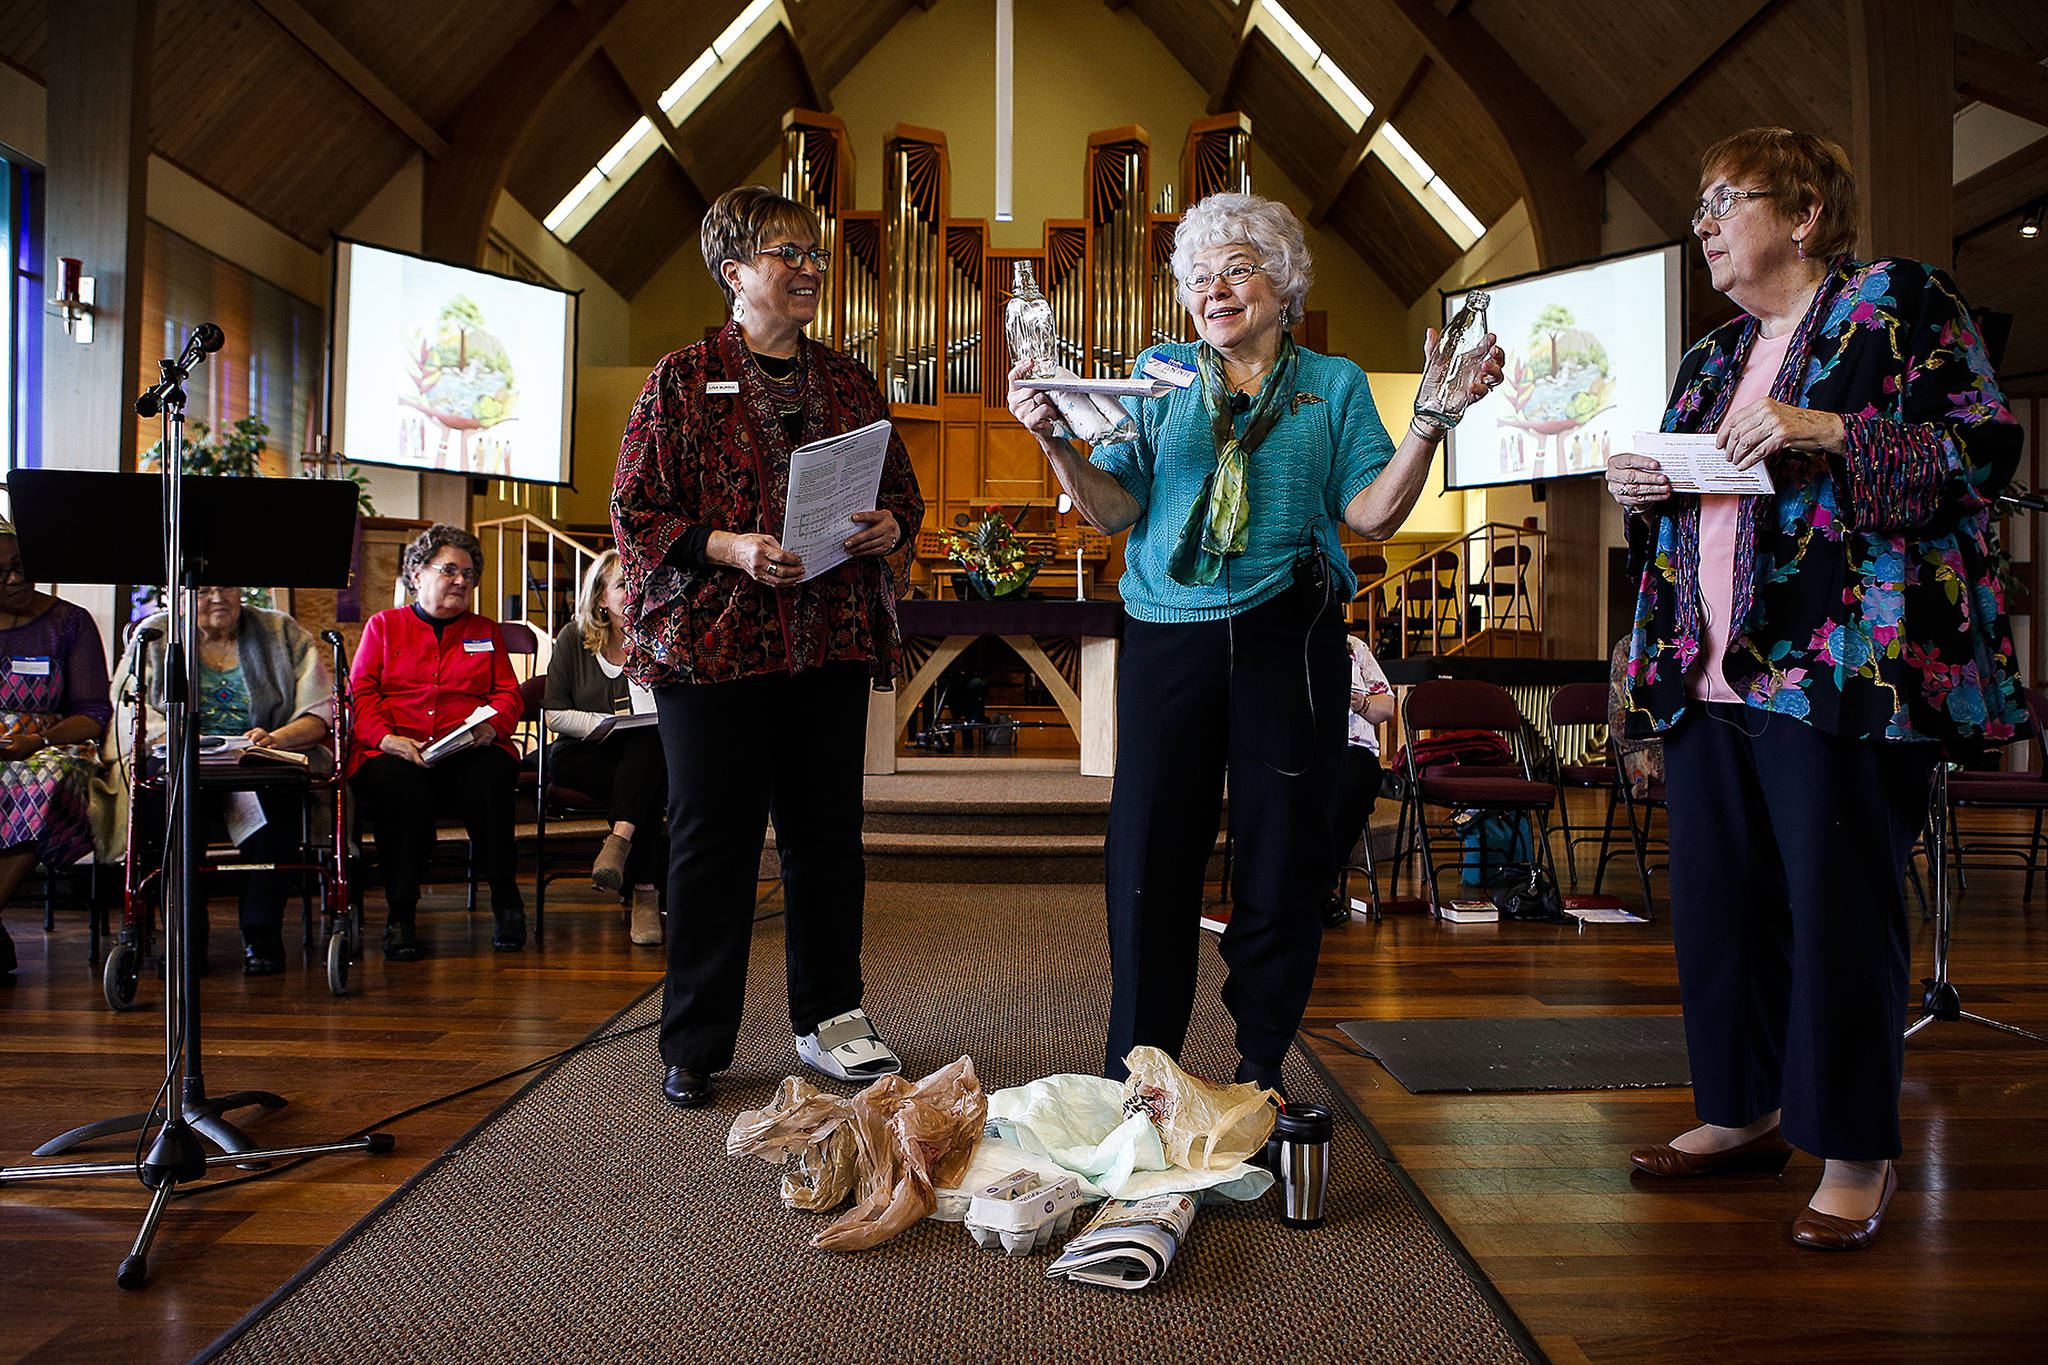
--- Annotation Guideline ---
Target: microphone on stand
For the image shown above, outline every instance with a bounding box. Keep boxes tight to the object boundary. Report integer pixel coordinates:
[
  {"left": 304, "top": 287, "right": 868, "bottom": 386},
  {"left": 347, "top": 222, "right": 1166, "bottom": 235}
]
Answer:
[{"left": 136, "top": 323, "right": 226, "bottom": 418}]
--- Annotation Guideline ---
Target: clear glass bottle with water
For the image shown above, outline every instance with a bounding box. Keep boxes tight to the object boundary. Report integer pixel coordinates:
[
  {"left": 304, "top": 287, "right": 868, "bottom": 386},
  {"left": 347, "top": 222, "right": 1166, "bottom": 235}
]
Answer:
[
  {"left": 1415, "top": 290, "right": 1492, "bottom": 428},
  {"left": 1005, "top": 261, "right": 1135, "bottom": 445}
]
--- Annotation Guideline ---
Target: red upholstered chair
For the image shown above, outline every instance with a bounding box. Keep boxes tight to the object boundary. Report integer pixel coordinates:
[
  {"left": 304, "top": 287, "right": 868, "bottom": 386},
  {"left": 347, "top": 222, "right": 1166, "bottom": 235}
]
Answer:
[
  {"left": 1399, "top": 680, "right": 1560, "bottom": 917},
  {"left": 1547, "top": 682, "right": 1651, "bottom": 904},
  {"left": 1946, "top": 688, "right": 2048, "bottom": 902}
]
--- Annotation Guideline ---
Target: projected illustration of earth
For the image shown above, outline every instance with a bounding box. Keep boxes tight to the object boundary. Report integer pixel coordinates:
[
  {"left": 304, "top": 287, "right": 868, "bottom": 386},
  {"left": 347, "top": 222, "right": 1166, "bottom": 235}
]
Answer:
[
  {"left": 401, "top": 295, "right": 519, "bottom": 474},
  {"left": 1493, "top": 304, "right": 1616, "bottom": 477}
]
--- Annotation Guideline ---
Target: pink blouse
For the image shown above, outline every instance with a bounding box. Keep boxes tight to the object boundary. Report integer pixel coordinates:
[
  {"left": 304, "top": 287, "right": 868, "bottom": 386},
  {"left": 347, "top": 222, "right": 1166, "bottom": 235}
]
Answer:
[{"left": 1689, "top": 328, "right": 1794, "bottom": 703}]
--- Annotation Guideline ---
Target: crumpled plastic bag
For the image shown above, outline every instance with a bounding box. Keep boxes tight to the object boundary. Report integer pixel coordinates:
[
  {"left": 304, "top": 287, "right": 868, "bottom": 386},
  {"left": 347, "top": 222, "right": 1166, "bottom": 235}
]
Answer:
[
  {"left": 985, "top": 1073, "right": 1273, "bottom": 1202},
  {"left": 810, "top": 1055, "right": 987, "bottom": 1252},
  {"left": 725, "top": 1076, "right": 858, "bottom": 1212},
  {"left": 1120, "top": 1045, "right": 1278, "bottom": 1170}
]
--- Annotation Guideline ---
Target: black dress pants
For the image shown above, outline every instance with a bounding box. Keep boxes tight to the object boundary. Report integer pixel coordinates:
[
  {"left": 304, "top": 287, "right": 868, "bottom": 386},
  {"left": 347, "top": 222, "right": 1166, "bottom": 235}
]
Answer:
[
  {"left": 352, "top": 745, "right": 522, "bottom": 919},
  {"left": 545, "top": 729, "right": 669, "bottom": 888},
  {"left": 1662, "top": 703, "right": 1933, "bottom": 1160},
  {"left": 1104, "top": 582, "right": 1348, "bottom": 1085},
  {"left": 654, "top": 662, "right": 869, "bottom": 1073},
  {"left": 1327, "top": 744, "right": 1382, "bottom": 891},
  {"left": 147, "top": 785, "right": 306, "bottom": 938}
]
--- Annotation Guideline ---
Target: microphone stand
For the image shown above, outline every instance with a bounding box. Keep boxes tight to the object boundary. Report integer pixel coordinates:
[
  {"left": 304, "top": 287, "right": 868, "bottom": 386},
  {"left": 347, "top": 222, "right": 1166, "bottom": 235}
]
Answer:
[{"left": 0, "top": 327, "right": 392, "bottom": 1290}]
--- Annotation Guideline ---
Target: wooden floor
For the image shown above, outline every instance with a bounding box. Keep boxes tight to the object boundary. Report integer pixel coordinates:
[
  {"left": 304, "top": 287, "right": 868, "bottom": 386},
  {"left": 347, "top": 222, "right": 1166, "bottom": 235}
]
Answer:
[{"left": 3, "top": 799, "right": 2046, "bottom": 1364}]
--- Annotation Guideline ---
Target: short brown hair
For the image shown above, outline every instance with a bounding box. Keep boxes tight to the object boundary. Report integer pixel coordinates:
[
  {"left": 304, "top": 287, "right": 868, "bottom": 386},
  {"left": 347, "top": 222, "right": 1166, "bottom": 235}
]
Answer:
[
  {"left": 700, "top": 185, "right": 823, "bottom": 308},
  {"left": 402, "top": 523, "right": 484, "bottom": 594},
  {"left": 1698, "top": 127, "right": 1859, "bottom": 262}
]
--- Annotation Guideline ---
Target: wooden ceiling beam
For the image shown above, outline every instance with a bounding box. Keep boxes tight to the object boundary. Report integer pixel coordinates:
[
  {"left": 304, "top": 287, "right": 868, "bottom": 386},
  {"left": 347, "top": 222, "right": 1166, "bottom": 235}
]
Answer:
[
  {"left": 1954, "top": 135, "right": 2048, "bottom": 241},
  {"left": 423, "top": 0, "right": 632, "bottom": 268},
  {"left": 1371, "top": 0, "right": 1600, "bottom": 267},
  {"left": 1955, "top": 32, "right": 2048, "bottom": 128},
  {"left": 246, "top": 0, "right": 450, "bottom": 158},
  {"left": 783, "top": 7, "right": 832, "bottom": 114},
  {"left": 1574, "top": 0, "right": 1779, "bottom": 171},
  {"left": 598, "top": 45, "right": 714, "bottom": 205},
  {"left": 1308, "top": 52, "right": 1430, "bottom": 228},
  {"left": 1208, "top": 1, "right": 1261, "bottom": 116}
]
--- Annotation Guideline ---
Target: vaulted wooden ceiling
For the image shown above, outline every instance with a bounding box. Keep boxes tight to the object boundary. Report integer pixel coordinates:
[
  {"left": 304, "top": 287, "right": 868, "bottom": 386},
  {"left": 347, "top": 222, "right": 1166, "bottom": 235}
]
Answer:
[{"left": 1, "top": 0, "right": 2044, "bottom": 379}]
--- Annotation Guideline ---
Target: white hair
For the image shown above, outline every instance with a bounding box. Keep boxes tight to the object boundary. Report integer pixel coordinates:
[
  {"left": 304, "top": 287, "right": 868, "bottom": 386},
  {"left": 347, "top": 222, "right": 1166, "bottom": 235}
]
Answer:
[{"left": 1171, "top": 192, "right": 1313, "bottom": 331}]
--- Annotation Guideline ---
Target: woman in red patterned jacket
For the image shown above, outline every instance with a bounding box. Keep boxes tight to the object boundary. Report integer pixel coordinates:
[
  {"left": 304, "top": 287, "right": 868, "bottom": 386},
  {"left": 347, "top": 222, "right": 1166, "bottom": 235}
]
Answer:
[
  {"left": 350, "top": 524, "right": 526, "bottom": 961},
  {"left": 612, "top": 185, "right": 924, "bottom": 1111}
]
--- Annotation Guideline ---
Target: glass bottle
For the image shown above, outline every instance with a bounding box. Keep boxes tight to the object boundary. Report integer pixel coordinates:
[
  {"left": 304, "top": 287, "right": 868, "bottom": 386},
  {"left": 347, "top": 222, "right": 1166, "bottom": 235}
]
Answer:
[
  {"left": 1005, "top": 261, "right": 1134, "bottom": 445},
  {"left": 1415, "top": 290, "right": 1491, "bottom": 428}
]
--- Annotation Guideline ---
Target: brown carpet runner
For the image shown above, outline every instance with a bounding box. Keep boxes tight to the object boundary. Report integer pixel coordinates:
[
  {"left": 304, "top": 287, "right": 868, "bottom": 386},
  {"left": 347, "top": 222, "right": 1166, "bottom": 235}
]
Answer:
[{"left": 197, "top": 882, "right": 1534, "bottom": 1364}]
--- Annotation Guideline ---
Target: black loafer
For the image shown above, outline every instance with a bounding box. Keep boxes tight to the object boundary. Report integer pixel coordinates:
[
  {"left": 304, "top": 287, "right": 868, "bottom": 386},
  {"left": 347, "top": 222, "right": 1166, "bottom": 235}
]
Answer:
[
  {"left": 492, "top": 907, "right": 527, "bottom": 952},
  {"left": 242, "top": 944, "right": 285, "bottom": 976},
  {"left": 662, "top": 1066, "right": 713, "bottom": 1108},
  {"left": 382, "top": 921, "right": 425, "bottom": 962}
]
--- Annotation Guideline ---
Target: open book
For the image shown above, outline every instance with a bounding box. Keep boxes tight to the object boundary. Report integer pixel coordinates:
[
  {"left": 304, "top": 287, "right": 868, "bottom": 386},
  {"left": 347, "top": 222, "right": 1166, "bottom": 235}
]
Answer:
[
  {"left": 585, "top": 712, "right": 659, "bottom": 744},
  {"left": 420, "top": 705, "right": 501, "bottom": 766},
  {"left": 1045, "top": 1191, "right": 1200, "bottom": 1291}
]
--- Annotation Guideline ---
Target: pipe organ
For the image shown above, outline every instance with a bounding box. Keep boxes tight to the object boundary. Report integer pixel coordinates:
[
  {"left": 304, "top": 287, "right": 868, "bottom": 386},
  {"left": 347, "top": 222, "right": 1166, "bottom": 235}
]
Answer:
[{"left": 780, "top": 110, "right": 1254, "bottom": 592}]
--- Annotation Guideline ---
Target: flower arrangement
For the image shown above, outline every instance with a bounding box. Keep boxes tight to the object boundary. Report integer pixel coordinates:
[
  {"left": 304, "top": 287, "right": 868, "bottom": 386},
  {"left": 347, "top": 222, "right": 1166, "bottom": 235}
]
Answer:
[{"left": 944, "top": 505, "right": 1046, "bottom": 600}]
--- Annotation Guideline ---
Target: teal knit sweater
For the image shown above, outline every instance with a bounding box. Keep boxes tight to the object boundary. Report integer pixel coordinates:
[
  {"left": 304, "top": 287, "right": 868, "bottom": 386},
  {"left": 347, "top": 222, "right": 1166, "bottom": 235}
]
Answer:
[{"left": 1092, "top": 341, "right": 1395, "bottom": 623}]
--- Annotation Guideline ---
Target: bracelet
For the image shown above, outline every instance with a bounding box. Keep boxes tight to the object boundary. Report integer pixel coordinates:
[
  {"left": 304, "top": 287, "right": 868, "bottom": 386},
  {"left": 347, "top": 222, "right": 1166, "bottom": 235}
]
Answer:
[{"left": 1411, "top": 414, "right": 1448, "bottom": 442}]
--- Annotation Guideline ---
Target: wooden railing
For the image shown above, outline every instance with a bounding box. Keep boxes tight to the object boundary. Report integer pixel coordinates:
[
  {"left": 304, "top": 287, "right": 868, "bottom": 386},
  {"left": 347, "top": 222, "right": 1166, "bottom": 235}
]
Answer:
[
  {"left": 474, "top": 513, "right": 609, "bottom": 646},
  {"left": 1350, "top": 522, "right": 1545, "bottom": 658}
]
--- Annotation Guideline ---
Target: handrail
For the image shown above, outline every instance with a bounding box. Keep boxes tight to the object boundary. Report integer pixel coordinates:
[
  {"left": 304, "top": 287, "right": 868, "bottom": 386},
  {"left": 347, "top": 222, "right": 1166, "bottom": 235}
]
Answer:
[
  {"left": 473, "top": 513, "right": 608, "bottom": 646},
  {"left": 1348, "top": 522, "right": 1545, "bottom": 659}
]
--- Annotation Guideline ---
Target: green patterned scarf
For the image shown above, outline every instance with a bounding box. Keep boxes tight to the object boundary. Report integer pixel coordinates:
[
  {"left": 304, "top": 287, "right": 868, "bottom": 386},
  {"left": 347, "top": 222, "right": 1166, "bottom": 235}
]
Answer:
[{"left": 1167, "top": 336, "right": 1298, "bottom": 587}]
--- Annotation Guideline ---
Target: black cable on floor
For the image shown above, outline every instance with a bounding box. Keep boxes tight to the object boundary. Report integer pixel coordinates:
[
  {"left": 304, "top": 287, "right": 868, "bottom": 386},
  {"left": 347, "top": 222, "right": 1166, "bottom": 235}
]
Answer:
[{"left": 1298, "top": 1025, "right": 1376, "bottom": 1062}]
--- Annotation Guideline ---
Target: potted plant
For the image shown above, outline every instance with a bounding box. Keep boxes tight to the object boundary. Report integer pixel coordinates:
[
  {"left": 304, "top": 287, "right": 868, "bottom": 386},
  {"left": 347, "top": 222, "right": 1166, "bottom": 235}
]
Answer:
[{"left": 944, "top": 505, "right": 1046, "bottom": 600}]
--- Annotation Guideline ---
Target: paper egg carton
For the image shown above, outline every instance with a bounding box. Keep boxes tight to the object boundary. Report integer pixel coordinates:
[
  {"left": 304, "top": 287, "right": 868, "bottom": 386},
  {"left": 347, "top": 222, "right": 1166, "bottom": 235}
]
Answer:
[{"left": 964, "top": 1169, "right": 1088, "bottom": 1255}]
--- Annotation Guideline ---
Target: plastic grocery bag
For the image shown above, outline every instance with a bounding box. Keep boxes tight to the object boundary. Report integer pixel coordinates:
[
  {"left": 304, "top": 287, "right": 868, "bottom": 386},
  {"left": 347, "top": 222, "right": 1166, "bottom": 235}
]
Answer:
[
  {"left": 810, "top": 1055, "right": 988, "bottom": 1252},
  {"left": 1120, "top": 1046, "right": 1278, "bottom": 1171},
  {"left": 725, "top": 1076, "right": 858, "bottom": 1213}
]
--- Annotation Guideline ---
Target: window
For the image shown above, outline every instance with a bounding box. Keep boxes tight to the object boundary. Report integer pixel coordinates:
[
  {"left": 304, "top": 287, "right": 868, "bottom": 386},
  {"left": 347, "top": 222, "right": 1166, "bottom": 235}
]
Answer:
[{"left": 3, "top": 159, "right": 42, "bottom": 477}]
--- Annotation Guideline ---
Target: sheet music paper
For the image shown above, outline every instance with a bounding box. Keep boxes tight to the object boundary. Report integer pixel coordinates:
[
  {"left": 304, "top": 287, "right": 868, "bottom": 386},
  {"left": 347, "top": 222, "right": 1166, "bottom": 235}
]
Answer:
[
  {"left": 1627, "top": 432, "right": 1776, "bottom": 495},
  {"left": 780, "top": 418, "right": 894, "bottom": 583}
]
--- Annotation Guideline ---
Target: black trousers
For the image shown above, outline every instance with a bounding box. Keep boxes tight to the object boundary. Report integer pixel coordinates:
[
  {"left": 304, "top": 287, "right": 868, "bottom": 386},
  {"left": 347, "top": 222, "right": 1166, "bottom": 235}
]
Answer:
[
  {"left": 1104, "top": 582, "right": 1348, "bottom": 1085},
  {"left": 546, "top": 729, "right": 669, "bottom": 888},
  {"left": 1327, "top": 744, "right": 1382, "bottom": 891},
  {"left": 1663, "top": 703, "right": 1933, "bottom": 1160},
  {"left": 655, "top": 662, "right": 869, "bottom": 1073},
  {"left": 352, "top": 745, "right": 522, "bottom": 919}
]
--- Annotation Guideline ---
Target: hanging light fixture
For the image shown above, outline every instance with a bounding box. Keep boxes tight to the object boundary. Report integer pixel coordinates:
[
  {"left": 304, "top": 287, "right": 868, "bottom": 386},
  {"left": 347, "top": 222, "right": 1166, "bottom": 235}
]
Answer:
[
  {"left": 995, "top": 0, "right": 1013, "bottom": 222},
  {"left": 2021, "top": 200, "right": 2043, "bottom": 240}
]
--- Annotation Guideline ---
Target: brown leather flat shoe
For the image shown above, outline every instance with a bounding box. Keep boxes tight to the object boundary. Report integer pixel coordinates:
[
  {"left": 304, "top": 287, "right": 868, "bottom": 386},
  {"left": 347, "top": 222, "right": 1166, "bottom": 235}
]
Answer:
[
  {"left": 1792, "top": 1161, "right": 1897, "bottom": 1251},
  {"left": 1629, "top": 1126, "right": 1795, "bottom": 1178}
]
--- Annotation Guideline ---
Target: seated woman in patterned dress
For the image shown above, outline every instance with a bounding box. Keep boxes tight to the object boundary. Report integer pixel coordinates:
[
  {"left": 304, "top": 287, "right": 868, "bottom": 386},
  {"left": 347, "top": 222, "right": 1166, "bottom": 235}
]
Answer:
[{"left": 0, "top": 521, "right": 113, "bottom": 977}]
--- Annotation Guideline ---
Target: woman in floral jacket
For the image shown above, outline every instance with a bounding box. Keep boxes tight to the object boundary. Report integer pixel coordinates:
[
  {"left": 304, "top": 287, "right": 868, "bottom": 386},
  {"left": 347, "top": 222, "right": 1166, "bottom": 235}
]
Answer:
[
  {"left": 1607, "top": 129, "right": 2022, "bottom": 1252},
  {"left": 612, "top": 186, "right": 923, "bottom": 1112}
]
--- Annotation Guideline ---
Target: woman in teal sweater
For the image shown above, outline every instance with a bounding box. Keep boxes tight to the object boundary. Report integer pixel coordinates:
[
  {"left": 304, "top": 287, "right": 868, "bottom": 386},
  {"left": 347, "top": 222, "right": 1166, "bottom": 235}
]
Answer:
[{"left": 1006, "top": 191, "right": 1503, "bottom": 1091}]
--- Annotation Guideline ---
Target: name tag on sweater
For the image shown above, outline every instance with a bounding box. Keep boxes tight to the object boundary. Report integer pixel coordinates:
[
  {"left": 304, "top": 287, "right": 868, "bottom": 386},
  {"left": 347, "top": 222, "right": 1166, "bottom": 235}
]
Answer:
[
  {"left": 706, "top": 380, "right": 739, "bottom": 395},
  {"left": 463, "top": 639, "right": 494, "bottom": 654},
  {"left": 10, "top": 657, "right": 50, "bottom": 676},
  {"left": 1143, "top": 355, "right": 1197, "bottom": 389}
]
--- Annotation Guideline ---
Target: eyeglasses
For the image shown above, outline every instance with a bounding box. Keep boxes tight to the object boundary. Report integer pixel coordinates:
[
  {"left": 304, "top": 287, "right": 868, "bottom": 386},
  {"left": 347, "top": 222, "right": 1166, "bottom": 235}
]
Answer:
[
  {"left": 1692, "top": 187, "right": 1776, "bottom": 227},
  {"left": 756, "top": 244, "right": 830, "bottom": 273},
  {"left": 427, "top": 562, "right": 479, "bottom": 584},
  {"left": 1182, "top": 262, "right": 1264, "bottom": 291},
  {"left": 195, "top": 586, "right": 241, "bottom": 600}
]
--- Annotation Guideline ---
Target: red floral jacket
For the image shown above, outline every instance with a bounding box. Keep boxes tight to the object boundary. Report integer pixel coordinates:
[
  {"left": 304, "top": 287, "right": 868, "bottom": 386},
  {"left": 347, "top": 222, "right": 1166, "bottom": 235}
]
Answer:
[{"left": 610, "top": 322, "right": 924, "bottom": 689}]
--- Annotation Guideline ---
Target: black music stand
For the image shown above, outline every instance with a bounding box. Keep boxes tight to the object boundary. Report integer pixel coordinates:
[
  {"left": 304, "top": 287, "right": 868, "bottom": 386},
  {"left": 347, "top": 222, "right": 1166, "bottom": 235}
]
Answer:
[
  {"left": 1908, "top": 761, "right": 2048, "bottom": 1044},
  {"left": 0, "top": 469, "right": 390, "bottom": 1289}
]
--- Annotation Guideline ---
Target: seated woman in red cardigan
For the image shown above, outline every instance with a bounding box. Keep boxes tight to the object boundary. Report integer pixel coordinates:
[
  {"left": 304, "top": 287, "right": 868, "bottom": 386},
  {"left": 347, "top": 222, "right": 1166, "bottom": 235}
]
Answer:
[{"left": 348, "top": 524, "right": 525, "bottom": 960}]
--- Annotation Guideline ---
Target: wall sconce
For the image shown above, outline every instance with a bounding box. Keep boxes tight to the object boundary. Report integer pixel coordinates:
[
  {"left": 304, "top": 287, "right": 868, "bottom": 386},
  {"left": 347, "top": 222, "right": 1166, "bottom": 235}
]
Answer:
[
  {"left": 50, "top": 256, "right": 94, "bottom": 343},
  {"left": 2021, "top": 202, "right": 2043, "bottom": 240}
]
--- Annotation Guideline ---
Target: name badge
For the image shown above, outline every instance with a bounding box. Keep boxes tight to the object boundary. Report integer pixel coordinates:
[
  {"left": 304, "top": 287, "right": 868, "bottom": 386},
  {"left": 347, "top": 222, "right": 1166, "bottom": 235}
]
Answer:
[
  {"left": 11, "top": 657, "right": 50, "bottom": 676},
  {"left": 705, "top": 380, "right": 740, "bottom": 395},
  {"left": 1143, "top": 355, "right": 1197, "bottom": 389},
  {"left": 463, "top": 639, "right": 494, "bottom": 654}
]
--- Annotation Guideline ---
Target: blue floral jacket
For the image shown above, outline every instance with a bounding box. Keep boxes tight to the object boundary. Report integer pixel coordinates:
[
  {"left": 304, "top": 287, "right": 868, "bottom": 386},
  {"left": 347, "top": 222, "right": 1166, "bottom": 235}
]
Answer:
[{"left": 1623, "top": 256, "right": 2025, "bottom": 746}]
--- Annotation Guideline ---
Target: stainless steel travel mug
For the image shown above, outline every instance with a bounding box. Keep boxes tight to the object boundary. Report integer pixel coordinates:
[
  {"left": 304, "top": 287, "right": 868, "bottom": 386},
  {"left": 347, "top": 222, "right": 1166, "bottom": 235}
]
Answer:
[{"left": 1271, "top": 1104, "right": 1333, "bottom": 1229}]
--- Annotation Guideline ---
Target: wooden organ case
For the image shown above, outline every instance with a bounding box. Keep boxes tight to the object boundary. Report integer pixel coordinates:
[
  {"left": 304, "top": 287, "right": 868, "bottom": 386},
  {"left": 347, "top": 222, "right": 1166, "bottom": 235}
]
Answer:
[{"left": 782, "top": 111, "right": 1255, "bottom": 598}]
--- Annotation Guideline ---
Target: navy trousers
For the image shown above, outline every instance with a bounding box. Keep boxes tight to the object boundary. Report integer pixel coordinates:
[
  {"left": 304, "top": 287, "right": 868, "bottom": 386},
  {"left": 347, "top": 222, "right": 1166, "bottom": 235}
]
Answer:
[
  {"left": 653, "top": 662, "right": 869, "bottom": 1073},
  {"left": 1662, "top": 703, "right": 1933, "bottom": 1160},
  {"left": 1103, "top": 580, "right": 1348, "bottom": 1087}
]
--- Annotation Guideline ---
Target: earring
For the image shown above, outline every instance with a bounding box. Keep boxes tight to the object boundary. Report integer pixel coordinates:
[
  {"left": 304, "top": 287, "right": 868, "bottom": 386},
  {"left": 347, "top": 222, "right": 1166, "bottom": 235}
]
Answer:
[
  {"left": 595, "top": 605, "right": 609, "bottom": 623},
  {"left": 732, "top": 295, "right": 746, "bottom": 323},
  {"left": 1794, "top": 236, "right": 1806, "bottom": 259}
]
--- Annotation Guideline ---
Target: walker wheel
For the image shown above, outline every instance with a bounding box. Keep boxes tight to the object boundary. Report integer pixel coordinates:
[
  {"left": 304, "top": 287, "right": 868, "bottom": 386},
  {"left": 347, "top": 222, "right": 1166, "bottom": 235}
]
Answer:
[
  {"left": 327, "top": 926, "right": 351, "bottom": 996},
  {"left": 103, "top": 942, "right": 143, "bottom": 1013}
]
